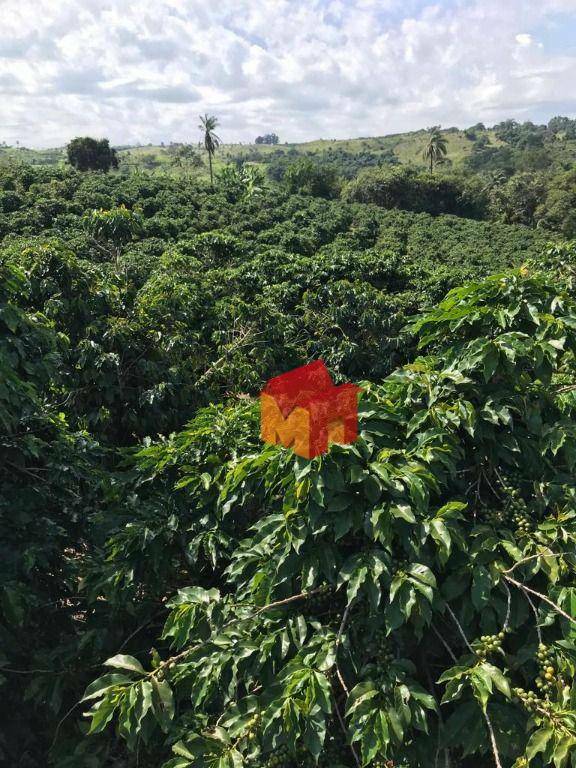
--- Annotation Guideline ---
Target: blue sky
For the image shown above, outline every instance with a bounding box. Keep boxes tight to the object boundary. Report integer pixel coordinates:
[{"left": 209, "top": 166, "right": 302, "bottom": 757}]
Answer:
[{"left": 1, "top": 0, "right": 576, "bottom": 148}]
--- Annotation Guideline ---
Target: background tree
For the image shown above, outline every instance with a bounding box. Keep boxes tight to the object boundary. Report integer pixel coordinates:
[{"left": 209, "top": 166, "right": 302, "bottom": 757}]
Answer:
[
  {"left": 422, "top": 126, "right": 448, "bottom": 173},
  {"left": 489, "top": 171, "right": 547, "bottom": 227},
  {"left": 199, "top": 114, "right": 221, "bottom": 188},
  {"left": 283, "top": 158, "right": 341, "bottom": 198},
  {"left": 167, "top": 144, "right": 204, "bottom": 176},
  {"left": 66, "top": 137, "right": 118, "bottom": 172},
  {"left": 255, "top": 133, "right": 280, "bottom": 145}
]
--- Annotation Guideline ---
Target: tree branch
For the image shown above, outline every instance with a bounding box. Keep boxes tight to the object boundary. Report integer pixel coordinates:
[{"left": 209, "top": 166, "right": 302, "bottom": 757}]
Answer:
[{"left": 503, "top": 574, "right": 576, "bottom": 628}]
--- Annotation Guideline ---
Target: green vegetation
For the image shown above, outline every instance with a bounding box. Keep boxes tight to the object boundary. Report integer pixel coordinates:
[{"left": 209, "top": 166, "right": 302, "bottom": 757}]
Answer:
[
  {"left": 199, "top": 114, "right": 222, "bottom": 189},
  {"left": 67, "top": 137, "right": 119, "bottom": 173},
  {"left": 2, "top": 117, "right": 576, "bottom": 768},
  {"left": 422, "top": 126, "right": 448, "bottom": 174}
]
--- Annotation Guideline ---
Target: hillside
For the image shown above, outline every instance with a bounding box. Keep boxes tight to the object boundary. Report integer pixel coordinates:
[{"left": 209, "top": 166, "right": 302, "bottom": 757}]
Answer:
[{"left": 4, "top": 120, "right": 576, "bottom": 180}]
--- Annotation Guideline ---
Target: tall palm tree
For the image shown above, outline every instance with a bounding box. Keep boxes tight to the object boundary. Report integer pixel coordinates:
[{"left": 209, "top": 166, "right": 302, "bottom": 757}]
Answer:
[
  {"left": 199, "top": 114, "right": 221, "bottom": 188},
  {"left": 422, "top": 126, "right": 448, "bottom": 173}
]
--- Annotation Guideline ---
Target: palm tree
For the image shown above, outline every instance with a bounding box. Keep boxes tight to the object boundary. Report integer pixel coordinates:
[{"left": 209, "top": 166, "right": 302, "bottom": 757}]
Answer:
[
  {"left": 422, "top": 126, "right": 448, "bottom": 173},
  {"left": 199, "top": 114, "right": 221, "bottom": 188}
]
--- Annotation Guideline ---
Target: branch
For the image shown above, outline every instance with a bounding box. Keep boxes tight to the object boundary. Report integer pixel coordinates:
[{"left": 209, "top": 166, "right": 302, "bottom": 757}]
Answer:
[
  {"left": 151, "top": 587, "right": 326, "bottom": 674},
  {"left": 1, "top": 667, "right": 57, "bottom": 675},
  {"left": 503, "top": 550, "right": 562, "bottom": 574},
  {"left": 334, "top": 600, "right": 354, "bottom": 696},
  {"left": 502, "top": 579, "right": 511, "bottom": 634},
  {"left": 53, "top": 587, "right": 326, "bottom": 750},
  {"left": 483, "top": 710, "right": 503, "bottom": 768},
  {"left": 118, "top": 609, "right": 165, "bottom": 652},
  {"left": 444, "top": 604, "right": 474, "bottom": 653},
  {"left": 430, "top": 623, "right": 457, "bottom": 663},
  {"left": 503, "top": 575, "right": 576, "bottom": 627},
  {"left": 332, "top": 599, "right": 361, "bottom": 768},
  {"left": 555, "top": 383, "right": 576, "bottom": 395},
  {"left": 442, "top": 608, "right": 501, "bottom": 767},
  {"left": 333, "top": 693, "right": 361, "bottom": 768},
  {"left": 254, "top": 587, "right": 324, "bottom": 617}
]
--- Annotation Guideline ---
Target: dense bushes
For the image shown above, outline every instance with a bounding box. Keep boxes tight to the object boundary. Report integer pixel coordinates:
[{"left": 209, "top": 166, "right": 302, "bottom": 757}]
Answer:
[
  {"left": 0, "top": 164, "right": 548, "bottom": 446},
  {"left": 80, "top": 261, "right": 576, "bottom": 768},
  {"left": 1, "top": 161, "right": 574, "bottom": 767},
  {"left": 283, "top": 158, "right": 342, "bottom": 198},
  {"left": 342, "top": 166, "right": 489, "bottom": 219},
  {"left": 535, "top": 169, "right": 576, "bottom": 238}
]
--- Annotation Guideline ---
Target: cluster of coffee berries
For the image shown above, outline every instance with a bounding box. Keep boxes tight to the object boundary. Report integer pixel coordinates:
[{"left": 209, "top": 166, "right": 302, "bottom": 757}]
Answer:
[
  {"left": 482, "top": 507, "right": 510, "bottom": 526},
  {"left": 244, "top": 713, "right": 260, "bottom": 741},
  {"left": 501, "top": 486, "right": 532, "bottom": 535},
  {"left": 513, "top": 687, "right": 541, "bottom": 713},
  {"left": 475, "top": 632, "right": 505, "bottom": 659},
  {"left": 295, "top": 745, "right": 316, "bottom": 768},
  {"left": 371, "top": 759, "right": 395, "bottom": 768},
  {"left": 512, "top": 510, "right": 532, "bottom": 536},
  {"left": 535, "top": 644, "right": 560, "bottom": 695},
  {"left": 503, "top": 469, "right": 522, "bottom": 486}
]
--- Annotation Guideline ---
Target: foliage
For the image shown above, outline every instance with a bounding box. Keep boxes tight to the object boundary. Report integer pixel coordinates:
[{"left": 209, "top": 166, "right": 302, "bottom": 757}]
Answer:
[
  {"left": 85, "top": 205, "right": 144, "bottom": 257},
  {"left": 0, "top": 163, "right": 549, "bottom": 445},
  {"left": 535, "top": 169, "right": 576, "bottom": 239},
  {"left": 67, "top": 137, "right": 119, "bottom": 173},
  {"left": 422, "top": 127, "right": 448, "bottom": 173},
  {"left": 489, "top": 173, "right": 548, "bottom": 227},
  {"left": 217, "top": 164, "right": 266, "bottom": 202},
  {"left": 200, "top": 115, "right": 222, "bottom": 188},
  {"left": 0, "top": 157, "right": 574, "bottom": 768},
  {"left": 0, "top": 252, "right": 109, "bottom": 764},
  {"left": 342, "top": 166, "right": 488, "bottom": 219},
  {"left": 256, "top": 134, "right": 280, "bottom": 145},
  {"left": 283, "top": 159, "right": 341, "bottom": 199},
  {"left": 79, "top": 261, "right": 576, "bottom": 768}
]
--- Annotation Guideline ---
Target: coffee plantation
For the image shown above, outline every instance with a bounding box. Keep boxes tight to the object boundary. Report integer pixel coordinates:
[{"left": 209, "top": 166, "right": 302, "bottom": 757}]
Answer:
[{"left": 2, "top": 160, "right": 576, "bottom": 768}]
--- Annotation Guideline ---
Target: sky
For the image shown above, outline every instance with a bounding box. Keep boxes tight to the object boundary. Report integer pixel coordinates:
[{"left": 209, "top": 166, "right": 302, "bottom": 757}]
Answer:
[{"left": 2, "top": 0, "right": 576, "bottom": 148}]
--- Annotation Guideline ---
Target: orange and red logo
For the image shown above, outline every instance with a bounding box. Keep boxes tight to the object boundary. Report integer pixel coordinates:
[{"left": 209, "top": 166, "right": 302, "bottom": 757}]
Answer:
[{"left": 260, "top": 360, "right": 361, "bottom": 459}]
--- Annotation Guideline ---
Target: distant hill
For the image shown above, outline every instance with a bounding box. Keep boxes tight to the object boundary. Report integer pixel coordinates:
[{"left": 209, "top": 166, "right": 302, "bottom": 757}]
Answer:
[{"left": 2, "top": 120, "right": 576, "bottom": 180}]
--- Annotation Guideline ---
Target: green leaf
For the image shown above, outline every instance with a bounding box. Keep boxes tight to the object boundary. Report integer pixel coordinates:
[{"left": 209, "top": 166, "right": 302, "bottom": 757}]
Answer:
[
  {"left": 407, "top": 563, "right": 436, "bottom": 588},
  {"left": 471, "top": 566, "right": 491, "bottom": 609},
  {"left": 152, "top": 678, "right": 174, "bottom": 730},
  {"left": 481, "top": 663, "right": 511, "bottom": 699},
  {"left": 103, "top": 654, "right": 145, "bottom": 675},
  {"left": 525, "top": 727, "right": 553, "bottom": 761},
  {"left": 346, "top": 682, "right": 378, "bottom": 716},
  {"left": 390, "top": 504, "right": 416, "bottom": 523},
  {"left": 82, "top": 673, "right": 131, "bottom": 701},
  {"left": 87, "top": 696, "right": 119, "bottom": 734},
  {"left": 482, "top": 344, "right": 499, "bottom": 382},
  {"left": 554, "top": 735, "right": 575, "bottom": 768},
  {"left": 430, "top": 519, "right": 451, "bottom": 559},
  {"left": 172, "top": 741, "right": 196, "bottom": 760}
]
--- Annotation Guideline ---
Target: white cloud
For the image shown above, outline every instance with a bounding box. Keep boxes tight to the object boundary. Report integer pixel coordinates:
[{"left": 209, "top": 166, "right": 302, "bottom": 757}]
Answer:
[{"left": 0, "top": 0, "right": 576, "bottom": 147}]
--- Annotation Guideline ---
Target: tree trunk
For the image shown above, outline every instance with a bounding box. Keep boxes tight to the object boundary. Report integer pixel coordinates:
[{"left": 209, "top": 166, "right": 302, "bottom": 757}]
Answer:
[{"left": 208, "top": 152, "right": 213, "bottom": 189}]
